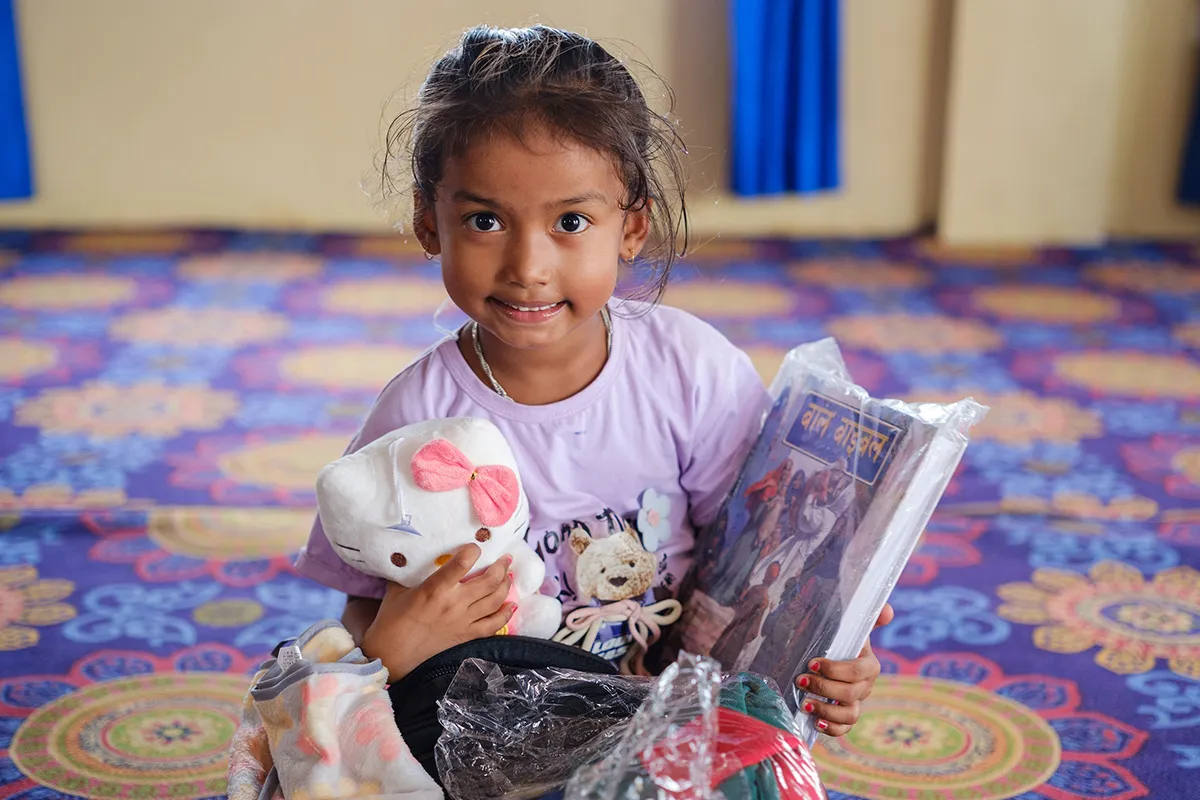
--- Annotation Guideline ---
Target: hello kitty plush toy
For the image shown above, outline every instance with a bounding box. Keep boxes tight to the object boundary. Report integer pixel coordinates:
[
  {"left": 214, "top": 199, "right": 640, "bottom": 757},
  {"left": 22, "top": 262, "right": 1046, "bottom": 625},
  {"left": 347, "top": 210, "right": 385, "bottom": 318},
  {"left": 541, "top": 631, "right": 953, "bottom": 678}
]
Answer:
[{"left": 315, "top": 417, "right": 562, "bottom": 639}]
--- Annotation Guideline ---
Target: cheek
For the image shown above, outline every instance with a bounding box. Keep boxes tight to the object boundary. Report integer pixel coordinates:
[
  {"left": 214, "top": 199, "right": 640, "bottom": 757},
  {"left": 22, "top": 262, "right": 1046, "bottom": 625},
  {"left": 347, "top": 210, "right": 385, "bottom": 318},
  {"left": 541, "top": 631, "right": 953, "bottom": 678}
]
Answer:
[
  {"left": 560, "top": 249, "right": 619, "bottom": 298},
  {"left": 440, "top": 253, "right": 492, "bottom": 302}
]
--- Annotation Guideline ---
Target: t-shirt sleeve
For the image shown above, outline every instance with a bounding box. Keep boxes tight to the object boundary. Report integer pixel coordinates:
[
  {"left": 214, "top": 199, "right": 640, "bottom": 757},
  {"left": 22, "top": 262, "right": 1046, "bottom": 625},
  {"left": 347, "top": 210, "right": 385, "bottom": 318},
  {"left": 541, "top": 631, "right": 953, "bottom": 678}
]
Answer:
[
  {"left": 680, "top": 343, "right": 771, "bottom": 529},
  {"left": 293, "top": 377, "right": 417, "bottom": 600}
]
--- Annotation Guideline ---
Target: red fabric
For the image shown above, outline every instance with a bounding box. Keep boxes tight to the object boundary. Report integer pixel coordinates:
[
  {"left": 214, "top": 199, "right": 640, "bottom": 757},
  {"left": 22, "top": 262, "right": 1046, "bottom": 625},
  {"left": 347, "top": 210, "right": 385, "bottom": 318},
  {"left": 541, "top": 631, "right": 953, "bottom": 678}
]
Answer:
[{"left": 410, "top": 439, "right": 520, "bottom": 527}]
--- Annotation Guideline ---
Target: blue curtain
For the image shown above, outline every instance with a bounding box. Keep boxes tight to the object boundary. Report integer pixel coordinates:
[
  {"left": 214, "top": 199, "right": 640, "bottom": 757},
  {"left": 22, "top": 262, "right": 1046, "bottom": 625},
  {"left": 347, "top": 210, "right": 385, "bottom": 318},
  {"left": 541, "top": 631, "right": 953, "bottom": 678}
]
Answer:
[
  {"left": 0, "top": 0, "right": 32, "bottom": 200},
  {"left": 1179, "top": 63, "right": 1200, "bottom": 205},
  {"left": 730, "top": 0, "right": 840, "bottom": 196}
]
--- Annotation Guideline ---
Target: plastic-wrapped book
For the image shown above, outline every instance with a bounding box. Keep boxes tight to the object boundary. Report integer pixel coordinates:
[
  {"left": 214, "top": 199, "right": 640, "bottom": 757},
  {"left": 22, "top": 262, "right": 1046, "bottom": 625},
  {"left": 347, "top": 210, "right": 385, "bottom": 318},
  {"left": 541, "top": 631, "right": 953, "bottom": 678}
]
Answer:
[{"left": 669, "top": 338, "right": 987, "bottom": 746}]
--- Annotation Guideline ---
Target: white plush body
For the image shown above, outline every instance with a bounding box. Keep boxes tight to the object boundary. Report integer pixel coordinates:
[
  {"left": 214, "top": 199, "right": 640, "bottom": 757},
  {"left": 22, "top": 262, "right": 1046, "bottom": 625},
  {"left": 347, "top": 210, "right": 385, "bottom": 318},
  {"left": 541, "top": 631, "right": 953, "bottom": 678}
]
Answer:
[{"left": 315, "top": 417, "right": 562, "bottom": 639}]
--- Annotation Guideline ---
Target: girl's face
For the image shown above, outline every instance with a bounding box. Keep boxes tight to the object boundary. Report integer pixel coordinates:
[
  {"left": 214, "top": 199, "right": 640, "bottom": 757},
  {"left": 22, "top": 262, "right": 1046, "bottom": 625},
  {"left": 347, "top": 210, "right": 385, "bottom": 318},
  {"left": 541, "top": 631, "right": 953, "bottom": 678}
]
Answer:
[{"left": 417, "top": 125, "right": 650, "bottom": 355}]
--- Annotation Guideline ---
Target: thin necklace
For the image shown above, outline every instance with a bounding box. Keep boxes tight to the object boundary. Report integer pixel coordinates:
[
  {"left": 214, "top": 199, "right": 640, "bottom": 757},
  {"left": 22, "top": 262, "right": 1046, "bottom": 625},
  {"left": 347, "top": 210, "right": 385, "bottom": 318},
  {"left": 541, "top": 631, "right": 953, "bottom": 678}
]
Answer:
[{"left": 471, "top": 306, "right": 613, "bottom": 401}]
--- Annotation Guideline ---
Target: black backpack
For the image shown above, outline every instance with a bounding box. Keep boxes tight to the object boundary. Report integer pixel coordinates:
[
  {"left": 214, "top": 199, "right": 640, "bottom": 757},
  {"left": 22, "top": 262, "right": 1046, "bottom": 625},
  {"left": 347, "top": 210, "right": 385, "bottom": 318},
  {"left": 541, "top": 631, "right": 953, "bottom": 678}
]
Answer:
[{"left": 387, "top": 635, "right": 620, "bottom": 785}]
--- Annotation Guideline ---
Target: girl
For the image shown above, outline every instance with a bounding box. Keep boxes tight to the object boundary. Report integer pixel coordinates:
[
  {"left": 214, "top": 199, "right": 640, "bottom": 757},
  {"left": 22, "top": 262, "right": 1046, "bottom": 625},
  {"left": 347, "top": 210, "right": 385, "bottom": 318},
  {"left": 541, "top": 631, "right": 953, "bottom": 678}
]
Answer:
[{"left": 295, "top": 23, "right": 892, "bottom": 738}]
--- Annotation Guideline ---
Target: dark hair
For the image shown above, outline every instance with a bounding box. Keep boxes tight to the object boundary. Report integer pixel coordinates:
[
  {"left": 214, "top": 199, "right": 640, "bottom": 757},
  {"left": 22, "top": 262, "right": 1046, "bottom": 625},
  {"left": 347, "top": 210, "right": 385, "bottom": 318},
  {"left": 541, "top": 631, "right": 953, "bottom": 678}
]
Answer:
[{"left": 382, "top": 24, "right": 689, "bottom": 304}]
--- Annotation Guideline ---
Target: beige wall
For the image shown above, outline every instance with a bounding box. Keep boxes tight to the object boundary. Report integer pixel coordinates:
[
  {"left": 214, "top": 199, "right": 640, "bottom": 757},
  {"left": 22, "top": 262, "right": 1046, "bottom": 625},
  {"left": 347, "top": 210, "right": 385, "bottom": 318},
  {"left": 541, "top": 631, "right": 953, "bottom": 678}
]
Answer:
[
  {"left": 1, "top": 0, "right": 1197, "bottom": 244},
  {"left": 1108, "top": 0, "right": 1200, "bottom": 238},
  {"left": 939, "top": 0, "right": 1128, "bottom": 245},
  {"left": 0, "top": 0, "right": 946, "bottom": 238},
  {"left": 938, "top": 0, "right": 1200, "bottom": 245}
]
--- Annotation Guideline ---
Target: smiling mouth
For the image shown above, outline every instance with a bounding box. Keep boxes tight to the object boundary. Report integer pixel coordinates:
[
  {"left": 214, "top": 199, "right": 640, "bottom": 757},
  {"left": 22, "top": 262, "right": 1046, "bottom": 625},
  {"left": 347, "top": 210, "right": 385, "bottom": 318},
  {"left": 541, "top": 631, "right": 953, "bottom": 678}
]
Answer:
[
  {"left": 489, "top": 298, "right": 568, "bottom": 323},
  {"left": 493, "top": 299, "right": 565, "bottom": 312}
]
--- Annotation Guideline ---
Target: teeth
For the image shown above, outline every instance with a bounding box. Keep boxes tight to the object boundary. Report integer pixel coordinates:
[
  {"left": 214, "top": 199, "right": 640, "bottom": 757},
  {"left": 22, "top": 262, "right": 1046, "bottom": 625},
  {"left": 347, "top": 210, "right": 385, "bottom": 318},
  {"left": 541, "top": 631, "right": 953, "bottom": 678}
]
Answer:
[{"left": 508, "top": 302, "right": 559, "bottom": 312}]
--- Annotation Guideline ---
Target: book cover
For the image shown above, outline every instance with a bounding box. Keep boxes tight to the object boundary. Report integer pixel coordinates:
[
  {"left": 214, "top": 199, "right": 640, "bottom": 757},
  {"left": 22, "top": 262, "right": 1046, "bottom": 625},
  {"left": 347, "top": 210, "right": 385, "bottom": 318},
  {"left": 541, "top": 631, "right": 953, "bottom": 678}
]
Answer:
[{"left": 671, "top": 339, "right": 985, "bottom": 744}]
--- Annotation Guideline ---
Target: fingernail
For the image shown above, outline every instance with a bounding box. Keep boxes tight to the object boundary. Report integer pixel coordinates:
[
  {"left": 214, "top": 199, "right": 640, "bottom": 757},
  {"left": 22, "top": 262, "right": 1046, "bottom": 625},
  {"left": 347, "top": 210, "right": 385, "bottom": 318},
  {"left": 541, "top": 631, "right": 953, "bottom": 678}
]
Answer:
[
  {"left": 508, "top": 572, "right": 514, "bottom": 580},
  {"left": 831, "top": 699, "right": 839, "bottom": 706},
  {"left": 810, "top": 661, "right": 821, "bottom": 672},
  {"left": 803, "top": 702, "right": 815, "bottom": 713},
  {"left": 798, "top": 676, "right": 810, "bottom": 689},
  {"left": 817, "top": 720, "right": 828, "bottom": 731}
]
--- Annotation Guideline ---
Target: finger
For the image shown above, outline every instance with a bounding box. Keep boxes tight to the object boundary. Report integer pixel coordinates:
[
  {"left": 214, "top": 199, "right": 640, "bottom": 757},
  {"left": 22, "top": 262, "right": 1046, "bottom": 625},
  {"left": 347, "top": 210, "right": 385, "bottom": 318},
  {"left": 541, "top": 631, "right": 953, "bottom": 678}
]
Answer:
[
  {"left": 799, "top": 696, "right": 860, "bottom": 737},
  {"left": 874, "top": 603, "right": 895, "bottom": 629},
  {"left": 427, "top": 543, "right": 482, "bottom": 589},
  {"left": 805, "top": 650, "right": 880, "bottom": 685},
  {"left": 794, "top": 672, "right": 871, "bottom": 705},
  {"left": 463, "top": 554, "right": 513, "bottom": 601},
  {"left": 472, "top": 601, "right": 517, "bottom": 636},
  {"left": 468, "top": 571, "right": 513, "bottom": 618}
]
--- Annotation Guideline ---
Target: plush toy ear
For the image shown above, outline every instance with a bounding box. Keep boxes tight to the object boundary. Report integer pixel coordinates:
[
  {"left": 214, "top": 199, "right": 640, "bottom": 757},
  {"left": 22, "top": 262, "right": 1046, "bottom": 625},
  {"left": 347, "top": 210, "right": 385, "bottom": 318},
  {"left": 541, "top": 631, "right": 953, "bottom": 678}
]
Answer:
[{"left": 569, "top": 529, "right": 592, "bottom": 555}]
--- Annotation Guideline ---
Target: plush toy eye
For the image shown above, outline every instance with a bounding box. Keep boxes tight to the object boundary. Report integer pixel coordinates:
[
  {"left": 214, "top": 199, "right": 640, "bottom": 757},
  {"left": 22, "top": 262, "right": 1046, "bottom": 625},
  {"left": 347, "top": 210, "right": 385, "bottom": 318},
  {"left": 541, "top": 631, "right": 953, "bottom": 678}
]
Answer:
[
  {"left": 391, "top": 552, "right": 407, "bottom": 568},
  {"left": 475, "top": 528, "right": 492, "bottom": 543},
  {"left": 627, "top": 560, "right": 636, "bottom": 568}
]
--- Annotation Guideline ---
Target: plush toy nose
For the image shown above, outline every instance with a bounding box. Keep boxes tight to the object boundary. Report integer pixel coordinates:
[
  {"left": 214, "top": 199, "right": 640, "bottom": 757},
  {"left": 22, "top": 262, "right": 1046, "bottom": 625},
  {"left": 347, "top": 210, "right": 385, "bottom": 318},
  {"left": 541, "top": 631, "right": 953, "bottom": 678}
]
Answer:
[{"left": 434, "top": 553, "right": 453, "bottom": 568}]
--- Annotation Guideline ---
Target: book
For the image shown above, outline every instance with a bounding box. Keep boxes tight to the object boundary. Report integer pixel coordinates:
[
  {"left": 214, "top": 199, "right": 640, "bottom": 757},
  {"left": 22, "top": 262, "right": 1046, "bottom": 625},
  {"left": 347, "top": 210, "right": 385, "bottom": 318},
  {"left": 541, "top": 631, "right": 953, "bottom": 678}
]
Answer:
[{"left": 670, "top": 338, "right": 987, "bottom": 745}]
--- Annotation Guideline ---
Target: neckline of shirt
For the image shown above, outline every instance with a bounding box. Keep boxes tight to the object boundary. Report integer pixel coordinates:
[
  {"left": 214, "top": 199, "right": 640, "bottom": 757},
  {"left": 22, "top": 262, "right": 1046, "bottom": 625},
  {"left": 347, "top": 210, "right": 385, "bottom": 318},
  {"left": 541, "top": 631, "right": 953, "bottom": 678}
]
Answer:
[{"left": 438, "top": 302, "right": 630, "bottom": 423}]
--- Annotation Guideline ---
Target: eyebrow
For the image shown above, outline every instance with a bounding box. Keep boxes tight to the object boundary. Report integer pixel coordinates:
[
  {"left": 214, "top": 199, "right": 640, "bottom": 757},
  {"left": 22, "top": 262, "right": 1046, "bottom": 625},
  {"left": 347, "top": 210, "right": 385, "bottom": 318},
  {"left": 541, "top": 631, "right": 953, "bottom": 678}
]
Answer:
[
  {"left": 554, "top": 191, "right": 609, "bottom": 206},
  {"left": 450, "top": 190, "right": 500, "bottom": 207},
  {"left": 449, "top": 190, "right": 610, "bottom": 208}
]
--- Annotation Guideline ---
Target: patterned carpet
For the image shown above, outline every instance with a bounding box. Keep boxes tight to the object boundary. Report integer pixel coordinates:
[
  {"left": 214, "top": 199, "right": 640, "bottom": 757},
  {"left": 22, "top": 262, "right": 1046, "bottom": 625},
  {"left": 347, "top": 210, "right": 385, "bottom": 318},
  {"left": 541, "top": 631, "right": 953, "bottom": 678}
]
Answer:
[{"left": 0, "top": 229, "right": 1197, "bottom": 799}]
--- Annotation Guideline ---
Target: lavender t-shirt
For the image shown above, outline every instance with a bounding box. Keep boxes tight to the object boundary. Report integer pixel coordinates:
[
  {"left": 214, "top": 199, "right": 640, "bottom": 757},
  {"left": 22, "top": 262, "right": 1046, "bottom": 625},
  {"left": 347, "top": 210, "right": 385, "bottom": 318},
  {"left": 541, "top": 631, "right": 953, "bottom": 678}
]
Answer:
[{"left": 294, "top": 301, "right": 770, "bottom": 661}]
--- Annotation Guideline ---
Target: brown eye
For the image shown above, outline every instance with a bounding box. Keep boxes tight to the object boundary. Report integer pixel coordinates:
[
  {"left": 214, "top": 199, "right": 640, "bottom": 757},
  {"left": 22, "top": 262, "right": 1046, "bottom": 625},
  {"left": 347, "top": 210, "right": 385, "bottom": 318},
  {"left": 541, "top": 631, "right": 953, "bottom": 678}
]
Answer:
[
  {"left": 390, "top": 552, "right": 407, "bottom": 568},
  {"left": 475, "top": 528, "right": 492, "bottom": 543}
]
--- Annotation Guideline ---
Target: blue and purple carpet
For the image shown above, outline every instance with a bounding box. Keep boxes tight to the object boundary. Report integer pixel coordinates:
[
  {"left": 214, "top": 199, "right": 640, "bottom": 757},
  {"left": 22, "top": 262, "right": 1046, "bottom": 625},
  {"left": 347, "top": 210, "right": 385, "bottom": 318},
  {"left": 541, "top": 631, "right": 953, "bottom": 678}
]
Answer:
[{"left": 0, "top": 229, "right": 1196, "bottom": 799}]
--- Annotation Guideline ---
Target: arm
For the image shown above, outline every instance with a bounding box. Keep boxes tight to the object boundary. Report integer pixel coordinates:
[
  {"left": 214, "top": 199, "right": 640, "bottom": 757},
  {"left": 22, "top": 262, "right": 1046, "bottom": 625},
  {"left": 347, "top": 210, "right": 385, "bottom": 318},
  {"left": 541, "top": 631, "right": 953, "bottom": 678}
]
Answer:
[
  {"left": 341, "top": 595, "right": 382, "bottom": 645},
  {"left": 678, "top": 347, "right": 771, "bottom": 530}
]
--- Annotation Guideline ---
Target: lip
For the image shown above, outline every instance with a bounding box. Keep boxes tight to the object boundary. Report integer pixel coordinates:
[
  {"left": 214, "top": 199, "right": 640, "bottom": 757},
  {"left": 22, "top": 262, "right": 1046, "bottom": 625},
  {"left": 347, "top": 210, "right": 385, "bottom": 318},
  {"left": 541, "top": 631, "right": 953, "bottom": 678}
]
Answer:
[{"left": 489, "top": 297, "right": 567, "bottom": 324}]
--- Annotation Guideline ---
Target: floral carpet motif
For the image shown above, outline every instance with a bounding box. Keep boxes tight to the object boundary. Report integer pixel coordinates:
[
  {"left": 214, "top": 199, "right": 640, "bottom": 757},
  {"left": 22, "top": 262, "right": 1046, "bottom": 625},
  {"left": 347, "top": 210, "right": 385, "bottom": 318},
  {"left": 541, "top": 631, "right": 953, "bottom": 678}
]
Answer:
[{"left": 0, "top": 230, "right": 1196, "bottom": 798}]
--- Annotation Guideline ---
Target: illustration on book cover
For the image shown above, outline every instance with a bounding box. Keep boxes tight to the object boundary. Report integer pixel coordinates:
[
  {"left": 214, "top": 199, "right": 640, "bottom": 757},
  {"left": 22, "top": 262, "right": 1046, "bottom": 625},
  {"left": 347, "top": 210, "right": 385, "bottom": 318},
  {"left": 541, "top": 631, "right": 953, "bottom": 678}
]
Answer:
[{"left": 677, "top": 383, "right": 909, "bottom": 695}]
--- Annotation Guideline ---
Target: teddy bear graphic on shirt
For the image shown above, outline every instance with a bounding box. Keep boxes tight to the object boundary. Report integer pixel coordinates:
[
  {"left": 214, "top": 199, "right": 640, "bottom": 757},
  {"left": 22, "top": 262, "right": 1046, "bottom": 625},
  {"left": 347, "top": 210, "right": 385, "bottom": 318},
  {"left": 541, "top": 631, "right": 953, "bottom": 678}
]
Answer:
[{"left": 569, "top": 521, "right": 658, "bottom": 603}]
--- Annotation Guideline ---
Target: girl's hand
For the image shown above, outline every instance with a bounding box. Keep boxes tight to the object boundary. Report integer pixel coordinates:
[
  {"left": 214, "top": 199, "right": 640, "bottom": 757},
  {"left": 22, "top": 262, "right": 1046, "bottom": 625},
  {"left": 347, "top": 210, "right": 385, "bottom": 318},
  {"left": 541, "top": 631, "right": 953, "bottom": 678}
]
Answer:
[
  {"left": 361, "top": 544, "right": 515, "bottom": 682},
  {"left": 794, "top": 603, "right": 894, "bottom": 736}
]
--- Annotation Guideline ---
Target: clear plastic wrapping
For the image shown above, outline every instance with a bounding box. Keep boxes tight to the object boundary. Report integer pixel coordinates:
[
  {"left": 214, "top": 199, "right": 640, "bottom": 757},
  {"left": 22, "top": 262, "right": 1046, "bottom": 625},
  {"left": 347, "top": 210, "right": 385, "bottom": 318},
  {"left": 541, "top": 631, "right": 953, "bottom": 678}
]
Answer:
[
  {"left": 436, "top": 654, "right": 826, "bottom": 800},
  {"left": 669, "top": 338, "right": 988, "bottom": 745},
  {"left": 565, "top": 653, "right": 721, "bottom": 800},
  {"left": 435, "top": 660, "right": 653, "bottom": 800}
]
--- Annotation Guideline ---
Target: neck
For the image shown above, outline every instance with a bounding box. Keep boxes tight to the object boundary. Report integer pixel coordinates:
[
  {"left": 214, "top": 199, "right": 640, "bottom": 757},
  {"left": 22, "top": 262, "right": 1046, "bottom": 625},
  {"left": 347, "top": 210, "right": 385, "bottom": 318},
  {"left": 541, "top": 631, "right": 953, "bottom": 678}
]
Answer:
[{"left": 459, "top": 310, "right": 610, "bottom": 405}]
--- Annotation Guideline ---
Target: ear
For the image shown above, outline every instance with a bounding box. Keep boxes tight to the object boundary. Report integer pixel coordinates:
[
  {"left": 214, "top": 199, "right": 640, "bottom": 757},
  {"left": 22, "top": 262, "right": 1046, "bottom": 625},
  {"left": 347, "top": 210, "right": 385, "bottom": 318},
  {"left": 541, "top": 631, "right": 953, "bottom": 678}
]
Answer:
[
  {"left": 413, "top": 189, "right": 441, "bottom": 257},
  {"left": 569, "top": 529, "right": 593, "bottom": 555},
  {"left": 624, "top": 523, "right": 643, "bottom": 545},
  {"left": 620, "top": 198, "right": 652, "bottom": 262}
]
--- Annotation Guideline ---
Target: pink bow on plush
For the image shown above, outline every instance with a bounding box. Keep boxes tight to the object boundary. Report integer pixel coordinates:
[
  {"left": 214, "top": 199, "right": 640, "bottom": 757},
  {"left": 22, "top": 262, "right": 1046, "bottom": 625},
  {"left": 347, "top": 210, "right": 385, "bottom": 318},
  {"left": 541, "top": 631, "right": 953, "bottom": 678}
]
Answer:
[{"left": 410, "top": 439, "right": 519, "bottom": 527}]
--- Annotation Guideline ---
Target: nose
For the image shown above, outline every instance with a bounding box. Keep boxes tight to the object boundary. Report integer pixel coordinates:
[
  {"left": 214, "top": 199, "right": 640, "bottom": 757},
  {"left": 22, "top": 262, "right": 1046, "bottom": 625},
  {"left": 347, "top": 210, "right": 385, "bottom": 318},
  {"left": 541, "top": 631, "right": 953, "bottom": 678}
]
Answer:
[
  {"left": 434, "top": 553, "right": 453, "bottom": 568},
  {"left": 501, "top": 228, "right": 552, "bottom": 287}
]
